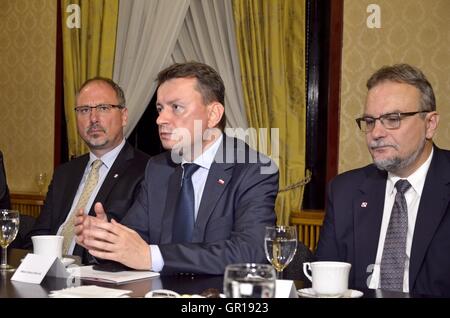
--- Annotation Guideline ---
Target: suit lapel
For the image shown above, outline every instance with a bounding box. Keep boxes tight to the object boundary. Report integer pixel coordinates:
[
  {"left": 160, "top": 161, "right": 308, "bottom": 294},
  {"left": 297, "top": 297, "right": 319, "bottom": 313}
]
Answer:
[
  {"left": 89, "top": 143, "right": 133, "bottom": 215},
  {"left": 353, "top": 168, "right": 387, "bottom": 284},
  {"left": 59, "top": 155, "right": 89, "bottom": 225},
  {"left": 193, "top": 162, "right": 233, "bottom": 242},
  {"left": 192, "top": 136, "right": 237, "bottom": 242},
  {"left": 409, "top": 147, "right": 450, "bottom": 288}
]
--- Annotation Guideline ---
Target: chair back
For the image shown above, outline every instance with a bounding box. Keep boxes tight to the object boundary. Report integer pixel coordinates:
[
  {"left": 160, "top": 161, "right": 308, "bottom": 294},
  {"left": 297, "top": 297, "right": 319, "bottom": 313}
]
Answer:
[
  {"left": 290, "top": 210, "right": 325, "bottom": 252},
  {"left": 11, "top": 193, "right": 45, "bottom": 218}
]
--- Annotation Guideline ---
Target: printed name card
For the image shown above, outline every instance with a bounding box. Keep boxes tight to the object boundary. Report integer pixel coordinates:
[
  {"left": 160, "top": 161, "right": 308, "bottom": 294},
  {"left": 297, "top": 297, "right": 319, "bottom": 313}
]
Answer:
[
  {"left": 11, "top": 253, "right": 70, "bottom": 284},
  {"left": 275, "top": 279, "right": 298, "bottom": 298}
]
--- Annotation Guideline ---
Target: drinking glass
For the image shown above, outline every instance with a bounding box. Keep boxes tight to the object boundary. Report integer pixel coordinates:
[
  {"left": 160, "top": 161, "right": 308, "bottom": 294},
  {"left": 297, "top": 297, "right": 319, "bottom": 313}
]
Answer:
[
  {"left": 0, "top": 210, "right": 20, "bottom": 272},
  {"left": 264, "top": 225, "right": 297, "bottom": 279},
  {"left": 223, "top": 263, "right": 276, "bottom": 298},
  {"left": 35, "top": 172, "right": 47, "bottom": 194}
]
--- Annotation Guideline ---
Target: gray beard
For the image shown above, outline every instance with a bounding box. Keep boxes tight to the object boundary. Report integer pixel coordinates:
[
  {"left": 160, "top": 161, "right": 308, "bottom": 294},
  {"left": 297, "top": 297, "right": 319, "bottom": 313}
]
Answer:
[{"left": 373, "top": 138, "right": 426, "bottom": 174}]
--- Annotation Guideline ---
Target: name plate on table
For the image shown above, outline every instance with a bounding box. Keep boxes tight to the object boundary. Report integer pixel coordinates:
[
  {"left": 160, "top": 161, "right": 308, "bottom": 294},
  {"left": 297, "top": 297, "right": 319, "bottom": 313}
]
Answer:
[
  {"left": 11, "top": 253, "right": 70, "bottom": 284},
  {"left": 275, "top": 280, "right": 298, "bottom": 298}
]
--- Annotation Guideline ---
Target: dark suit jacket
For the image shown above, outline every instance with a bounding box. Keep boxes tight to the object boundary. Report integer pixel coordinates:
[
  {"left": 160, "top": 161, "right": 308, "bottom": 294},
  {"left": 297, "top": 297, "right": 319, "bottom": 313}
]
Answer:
[
  {"left": 121, "top": 135, "right": 279, "bottom": 275},
  {"left": 26, "top": 142, "right": 150, "bottom": 261},
  {"left": 316, "top": 145, "right": 450, "bottom": 297},
  {"left": 0, "top": 151, "right": 11, "bottom": 209}
]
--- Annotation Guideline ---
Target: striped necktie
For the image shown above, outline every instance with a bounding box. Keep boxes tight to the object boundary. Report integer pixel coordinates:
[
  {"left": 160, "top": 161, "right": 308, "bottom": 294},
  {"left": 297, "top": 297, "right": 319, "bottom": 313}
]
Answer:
[{"left": 61, "top": 159, "right": 103, "bottom": 255}]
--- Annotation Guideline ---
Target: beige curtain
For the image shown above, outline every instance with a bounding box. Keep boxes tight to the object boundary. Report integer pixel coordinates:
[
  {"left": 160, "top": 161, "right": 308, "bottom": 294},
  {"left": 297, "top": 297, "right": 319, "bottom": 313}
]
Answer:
[
  {"left": 232, "top": 0, "right": 307, "bottom": 225},
  {"left": 61, "top": 0, "right": 119, "bottom": 158},
  {"left": 170, "top": 0, "right": 248, "bottom": 131},
  {"left": 113, "top": 0, "right": 190, "bottom": 137}
]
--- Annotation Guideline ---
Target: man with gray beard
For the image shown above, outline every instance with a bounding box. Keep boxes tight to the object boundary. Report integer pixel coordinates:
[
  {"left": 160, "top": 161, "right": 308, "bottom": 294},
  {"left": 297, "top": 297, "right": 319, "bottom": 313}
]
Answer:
[
  {"left": 316, "top": 64, "right": 450, "bottom": 297},
  {"left": 25, "top": 78, "right": 149, "bottom": 263}
]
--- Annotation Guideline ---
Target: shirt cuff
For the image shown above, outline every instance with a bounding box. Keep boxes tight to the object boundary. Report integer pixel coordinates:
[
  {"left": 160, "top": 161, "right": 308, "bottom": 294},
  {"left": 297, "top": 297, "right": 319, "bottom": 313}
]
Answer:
[{"left": 150, "top": 245, "right": 164, "bottom": 272}]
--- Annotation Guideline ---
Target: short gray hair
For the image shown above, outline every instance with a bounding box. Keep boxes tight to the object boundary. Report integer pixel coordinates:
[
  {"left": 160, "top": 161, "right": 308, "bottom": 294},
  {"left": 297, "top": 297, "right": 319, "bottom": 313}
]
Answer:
[{"left": 366, "top": 63, "right": 436, "bottom": 111}]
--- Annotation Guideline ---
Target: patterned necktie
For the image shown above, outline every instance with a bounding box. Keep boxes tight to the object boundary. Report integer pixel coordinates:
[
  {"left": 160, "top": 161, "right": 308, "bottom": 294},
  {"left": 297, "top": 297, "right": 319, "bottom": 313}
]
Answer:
[
  {"left": 61, "top": 159, "right": 103, "bottom": 255},
  {"left": 172, "top": 163, "right": 200, "bottom": 243},
  {"left": 380, "top": 179, "right": 411, "bottom": 291}
]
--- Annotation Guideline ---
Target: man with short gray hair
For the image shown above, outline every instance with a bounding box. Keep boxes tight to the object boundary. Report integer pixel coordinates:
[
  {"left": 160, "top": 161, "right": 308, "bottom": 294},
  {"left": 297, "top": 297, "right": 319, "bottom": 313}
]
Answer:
[{"left": 316, "top": 64, "right": 450, "bottom": 297}]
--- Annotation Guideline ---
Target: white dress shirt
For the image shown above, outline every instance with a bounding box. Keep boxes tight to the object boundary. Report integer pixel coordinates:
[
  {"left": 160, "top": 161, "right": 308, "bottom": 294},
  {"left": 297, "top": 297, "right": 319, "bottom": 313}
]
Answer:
[
  {"left": 369, "top": 147, "right": 433, "bottom": 292},
  {"left": 57, "top": 139, "right": 126, "bottom": 254},
  {"left": 150, "top": 135, "right": 223, "bottom": 272}
]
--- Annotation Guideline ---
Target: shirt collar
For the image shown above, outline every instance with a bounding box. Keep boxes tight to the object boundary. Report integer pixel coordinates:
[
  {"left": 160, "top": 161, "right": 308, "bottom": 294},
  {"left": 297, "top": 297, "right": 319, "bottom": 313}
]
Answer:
[
  {"left": 387, "top": 147, "right": 434, "bottom": 196},
  {"left": 182, "top": 134, "right": 223, "bottom": 170},
  {"left": 88, "top": 139, "right": 126, "bottom": 169}
]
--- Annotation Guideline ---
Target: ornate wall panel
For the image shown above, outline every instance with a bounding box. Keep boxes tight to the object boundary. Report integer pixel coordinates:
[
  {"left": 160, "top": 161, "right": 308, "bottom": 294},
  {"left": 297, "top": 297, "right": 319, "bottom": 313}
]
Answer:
[
  {"left": 0, "top": 0, "right": 56, "bottom": 192},
  {"left": 340, "top": 0, "right": 450, "bottom": 173}
]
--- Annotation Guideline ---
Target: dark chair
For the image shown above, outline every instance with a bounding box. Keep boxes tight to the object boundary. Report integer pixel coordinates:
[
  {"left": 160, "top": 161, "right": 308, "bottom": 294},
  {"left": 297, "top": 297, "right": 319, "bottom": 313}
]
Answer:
[
  {"left": 0, "top": 151, "right": 11, "bottom": 209},
  {"left": 10, "top": 214, "right": 36, "bottom": 249},
  {"left": 284, "top": 241, "right": 314, "bottom": 282}
]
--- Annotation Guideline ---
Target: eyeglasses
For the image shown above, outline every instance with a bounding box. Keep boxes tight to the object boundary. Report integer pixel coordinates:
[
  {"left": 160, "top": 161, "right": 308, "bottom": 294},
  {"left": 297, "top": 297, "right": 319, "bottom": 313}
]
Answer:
[
  {"left": 74, "top": 104, "right": 124, "bottom": 115},
  {"left": 355, "top": 111, "right": 429, "bottom": 132}
]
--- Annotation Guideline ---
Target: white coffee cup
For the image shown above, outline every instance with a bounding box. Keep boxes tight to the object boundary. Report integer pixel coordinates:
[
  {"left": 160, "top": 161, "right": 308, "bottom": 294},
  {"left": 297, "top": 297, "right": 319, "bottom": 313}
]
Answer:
[
  {"left": 303, "top": 261, "right": 351, "bottom": 297},
  {"left": 32, "top": 235, "right": 64, "bottom": 259}
]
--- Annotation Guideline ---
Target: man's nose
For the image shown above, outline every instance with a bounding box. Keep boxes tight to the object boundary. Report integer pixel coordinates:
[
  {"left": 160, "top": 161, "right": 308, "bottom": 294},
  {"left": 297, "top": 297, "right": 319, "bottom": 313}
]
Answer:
[
  {"left": 370, "top": 119, "right": 387, "bottom": 138},
  {"left": 156, "top": 109, "right": 170, "bottom": 126},
  {"left": 88, "top": 108, "right": 100, "bottom": 123}
]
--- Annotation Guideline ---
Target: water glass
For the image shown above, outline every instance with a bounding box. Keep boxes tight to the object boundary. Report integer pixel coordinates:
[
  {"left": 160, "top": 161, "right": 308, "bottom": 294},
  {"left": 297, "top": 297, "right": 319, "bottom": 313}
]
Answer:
[
  {"left": 223, "top": 263, "right": 276, "bottom": 298},
  {"left": 264, "top": 225, "right": 297, "bottom": 279},
  {"left": 0, "top": 210, "right": 20, "bottom": 272},
  {"left": 35, "top": 172, "right": 47, "bottom": 194}
]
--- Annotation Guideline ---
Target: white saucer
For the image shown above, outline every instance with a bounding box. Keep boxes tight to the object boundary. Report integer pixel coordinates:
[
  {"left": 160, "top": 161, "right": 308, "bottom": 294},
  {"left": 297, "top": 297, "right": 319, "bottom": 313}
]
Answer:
[{"left": 297, "top": 288, "right": 363, "bottom": 298}]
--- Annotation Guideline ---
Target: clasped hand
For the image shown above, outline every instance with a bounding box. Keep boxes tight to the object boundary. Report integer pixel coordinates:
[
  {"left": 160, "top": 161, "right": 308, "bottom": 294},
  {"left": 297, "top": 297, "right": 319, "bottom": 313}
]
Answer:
[{"left": 74, "top": 202, "right": 151, "bottom": 270}]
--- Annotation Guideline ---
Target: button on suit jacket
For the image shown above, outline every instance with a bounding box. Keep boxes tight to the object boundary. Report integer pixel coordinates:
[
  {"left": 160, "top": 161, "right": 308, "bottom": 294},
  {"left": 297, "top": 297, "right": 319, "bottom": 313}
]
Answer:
[
  {"left": 121, "top": 135, "right": 279, "bottom": 275},
  {"left": 316, "top": 145, "right": 450, "bottom": 297}
]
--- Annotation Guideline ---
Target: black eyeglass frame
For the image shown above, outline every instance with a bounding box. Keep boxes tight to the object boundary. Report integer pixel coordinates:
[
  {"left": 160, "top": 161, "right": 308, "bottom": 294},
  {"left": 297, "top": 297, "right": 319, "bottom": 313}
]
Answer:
[
  {"left": 74, "top": 104, "right": 125, "bottom": 114},
  {"left": 355, "top": 111, "right": 430, "bottom": 132}
]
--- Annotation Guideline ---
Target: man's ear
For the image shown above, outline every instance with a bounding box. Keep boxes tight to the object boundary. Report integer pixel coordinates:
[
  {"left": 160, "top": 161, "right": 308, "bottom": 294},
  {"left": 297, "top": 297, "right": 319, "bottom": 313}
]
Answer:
[
  {"left": 425, "top": 111, "right": 439, "bottom": 139},
  {"left": 121, "top": 107, "right": 129, "bottom": 127},
  {"left": 207, "top": 102, "right": 224, "bottom": 129}
]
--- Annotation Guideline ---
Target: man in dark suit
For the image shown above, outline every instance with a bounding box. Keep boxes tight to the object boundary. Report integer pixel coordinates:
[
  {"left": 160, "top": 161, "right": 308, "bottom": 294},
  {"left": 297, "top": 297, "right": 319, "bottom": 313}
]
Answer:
[
  {"left": 26, "top": 78, "right": 149, "bottom": 263},
  {"left": 316, "top": 64, "right": 450, "bottom": 297},
  {"left": 75, "top": 62, "right": 278, "bottom": 274},
  {"left": 0, "top": 151, "right": 11, "bottom": 209}
]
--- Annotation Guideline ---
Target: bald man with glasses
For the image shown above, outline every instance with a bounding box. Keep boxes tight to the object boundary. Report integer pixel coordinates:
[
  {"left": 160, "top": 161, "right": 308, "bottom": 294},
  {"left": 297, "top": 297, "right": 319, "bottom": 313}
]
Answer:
[
  {"left": 25, "top": 78, "right": 150, "bottom": 263},
  {"left": 316, "top": 64, "right": 450, "bottom": 297}
]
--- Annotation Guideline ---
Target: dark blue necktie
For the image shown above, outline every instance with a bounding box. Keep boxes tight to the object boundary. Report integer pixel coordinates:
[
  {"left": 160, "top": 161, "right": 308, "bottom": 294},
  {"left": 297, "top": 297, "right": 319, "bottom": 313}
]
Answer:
[
  {"left": 380, "top": 179, "right": 411, "bottom": 291},
  {"left": 172, "top": 163, "right": 200, "bottom": 243}
]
